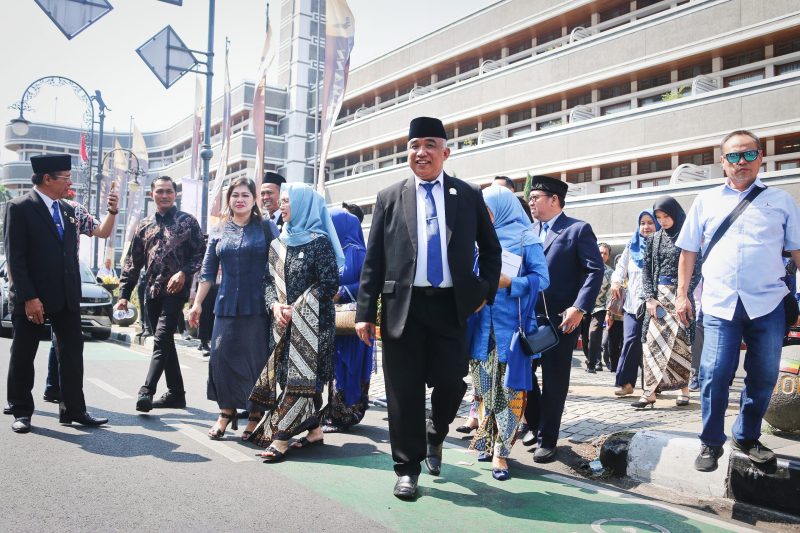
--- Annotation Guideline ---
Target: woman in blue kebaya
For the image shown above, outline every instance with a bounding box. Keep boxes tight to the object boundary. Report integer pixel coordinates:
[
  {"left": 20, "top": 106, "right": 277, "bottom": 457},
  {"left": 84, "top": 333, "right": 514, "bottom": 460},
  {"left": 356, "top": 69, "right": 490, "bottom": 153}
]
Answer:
[{"left": 468, "top": 185, "right": 550, "bottom": 481}]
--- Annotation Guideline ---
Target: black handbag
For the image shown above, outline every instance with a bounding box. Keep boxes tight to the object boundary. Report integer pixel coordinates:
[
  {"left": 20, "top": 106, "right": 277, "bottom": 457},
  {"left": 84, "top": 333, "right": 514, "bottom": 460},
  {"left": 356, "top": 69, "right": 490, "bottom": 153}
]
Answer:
[{"left": 517, "top": 292, "right": 559, "bottom": 356}]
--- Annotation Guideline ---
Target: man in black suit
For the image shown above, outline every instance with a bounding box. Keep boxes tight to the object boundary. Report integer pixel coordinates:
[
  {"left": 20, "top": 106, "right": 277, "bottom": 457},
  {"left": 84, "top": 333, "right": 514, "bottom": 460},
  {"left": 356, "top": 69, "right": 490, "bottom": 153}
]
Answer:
[
  {"left": 522, "top": 175, "right": 604, "bottom": 462},
  {"left": 356, "top": 117, "right": 502, "bottom": 500},
  {"left": 260, "top": 171, "right": 285, "bottom": 231},
  {"left": 4, "top": 155, "right": 108, "bottom": 433}
]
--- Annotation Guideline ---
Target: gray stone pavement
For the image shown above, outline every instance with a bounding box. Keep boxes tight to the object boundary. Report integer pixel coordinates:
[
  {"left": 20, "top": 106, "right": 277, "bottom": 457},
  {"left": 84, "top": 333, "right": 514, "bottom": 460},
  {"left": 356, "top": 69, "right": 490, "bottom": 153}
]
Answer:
[{"left": 110, "top": 325, "right": 800, "bottom": 460}]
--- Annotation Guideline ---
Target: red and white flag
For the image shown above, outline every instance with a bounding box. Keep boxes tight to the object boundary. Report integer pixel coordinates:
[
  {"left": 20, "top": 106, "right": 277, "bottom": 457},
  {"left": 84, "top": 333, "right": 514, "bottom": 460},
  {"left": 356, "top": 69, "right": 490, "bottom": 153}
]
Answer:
[
  {"left": 79, "top": 133, "right": 89, "bottom": 162},
  {"left": 252, "top": 19, "right": 275, "bottom": 189},
  {"left": 209, "top": 39, "right": 232, "bottom": 218},
  {"left": 316, "top": 0, "right": 355, "bottom": 192}
]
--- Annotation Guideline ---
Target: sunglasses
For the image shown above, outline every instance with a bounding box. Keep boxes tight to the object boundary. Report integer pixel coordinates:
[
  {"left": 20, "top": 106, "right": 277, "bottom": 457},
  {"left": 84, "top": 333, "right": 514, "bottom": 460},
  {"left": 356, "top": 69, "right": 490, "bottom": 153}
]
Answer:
[{"left": 723, "top": 150, "right": 760, "bottom": 164}]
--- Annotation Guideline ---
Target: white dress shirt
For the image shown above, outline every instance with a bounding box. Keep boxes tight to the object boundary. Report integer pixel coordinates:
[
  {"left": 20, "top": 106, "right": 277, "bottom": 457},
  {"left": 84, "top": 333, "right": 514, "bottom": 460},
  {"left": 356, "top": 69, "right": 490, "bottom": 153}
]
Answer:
[
  {"left": 34, "top": 186, "right": 58, "bottom": 214},
  {"left": 535, "top": 211, "right": 562, "bottom": 241},
  {"left": 676, "top": 177, "right": 800, "bottom": 320},
  {"left": 413, "top": 172, "right": 453, "bottom": 287},
  {"left": 610, "top": 244, "right": 645, "bottom": 315}
]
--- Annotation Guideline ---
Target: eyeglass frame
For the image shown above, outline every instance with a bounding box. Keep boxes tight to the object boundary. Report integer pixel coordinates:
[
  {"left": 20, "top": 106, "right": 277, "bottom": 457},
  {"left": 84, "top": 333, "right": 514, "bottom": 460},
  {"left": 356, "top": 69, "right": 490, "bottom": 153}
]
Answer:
[
  {"left": 529, "top": 192, "right": 555, "bottom": 201},
  {"left": 723, "top": 150, "right": 760, "bottom": 164}
]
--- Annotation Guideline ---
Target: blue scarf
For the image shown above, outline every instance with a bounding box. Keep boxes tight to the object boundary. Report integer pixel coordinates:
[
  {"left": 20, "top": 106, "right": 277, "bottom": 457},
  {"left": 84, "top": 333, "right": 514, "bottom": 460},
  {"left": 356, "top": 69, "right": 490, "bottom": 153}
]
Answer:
[
  {"left": 482, "top": 185, "right": 540, "bottom": 252},
  {"left": 628, "top": 209, "right": 660, "bottom": 268},
  {"left": 280, "top": 183, "right": 345, "bottom": 268}
]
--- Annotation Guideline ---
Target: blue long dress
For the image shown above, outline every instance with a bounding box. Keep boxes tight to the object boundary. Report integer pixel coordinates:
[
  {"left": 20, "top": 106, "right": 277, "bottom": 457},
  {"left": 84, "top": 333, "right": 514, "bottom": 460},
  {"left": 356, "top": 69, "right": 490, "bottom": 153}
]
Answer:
[{"left": 320, "top": 209, "right": 374, "bottom": 431}]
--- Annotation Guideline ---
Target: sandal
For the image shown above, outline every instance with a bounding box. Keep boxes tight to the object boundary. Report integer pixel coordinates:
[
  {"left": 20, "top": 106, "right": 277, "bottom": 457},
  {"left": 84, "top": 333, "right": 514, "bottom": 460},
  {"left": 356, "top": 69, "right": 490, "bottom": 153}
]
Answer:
[
  {"left": 261, "top": 444, "right": 288, "bottom": 463},
  {"left": 291, "top": 436, "right": 325, "bottom": 449},
  {"left": 208, "top": 411, "right": 237, "bottom": 440},
  {"left": 241, "top": 414, "right": 262, "bottom": 441},
  {"left": 676, "top": 394, "right": 690, "bottom": 406}
]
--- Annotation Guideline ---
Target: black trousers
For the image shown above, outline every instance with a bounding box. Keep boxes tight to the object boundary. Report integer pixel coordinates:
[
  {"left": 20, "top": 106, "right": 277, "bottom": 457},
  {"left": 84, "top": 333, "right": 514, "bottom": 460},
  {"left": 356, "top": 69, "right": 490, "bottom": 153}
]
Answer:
[
  {"left": 8, "top": 308, "right": 86, "bottom": 418},
  {"left": 524, "top": 314, "right": 580, "bottom": 449},
  {"left": 603, "top": 318, "right": 624, "bottom": 371},
  {"left": 580, "top": 310, "right": 606, "bottom": 368},
  {"left": 137, "top": 281, "right": 151, "bottom": 335},
  {"left": 142, "top": 294, "right": 186, "bottom": 395},
  {"left": 381, "top": 289, "right": 468, "bottom": 476}
]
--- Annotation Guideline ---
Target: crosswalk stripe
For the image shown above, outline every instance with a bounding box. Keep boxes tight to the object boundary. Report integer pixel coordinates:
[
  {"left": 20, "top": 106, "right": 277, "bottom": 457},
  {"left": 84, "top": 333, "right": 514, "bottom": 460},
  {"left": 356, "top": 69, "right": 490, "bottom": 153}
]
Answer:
[
  {"left": 87, "top": 378, "right": 133, "bottom": 399},
  {"left": 165, "top": 423, "right": 255, "bottom": 463}
]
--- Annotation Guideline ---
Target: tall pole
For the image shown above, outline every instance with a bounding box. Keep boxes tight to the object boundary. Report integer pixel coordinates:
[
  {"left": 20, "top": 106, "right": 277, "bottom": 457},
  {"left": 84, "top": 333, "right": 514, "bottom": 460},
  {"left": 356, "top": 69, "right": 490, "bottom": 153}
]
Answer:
[
  {"left": 199, "top": 0, "right": 216, "bottom": 234},
  {"left": 312, "top": 0, "right": 322, "bottom": 183},
  {"left": 93, "top": 91, "right": 107, "bottom": 271}
]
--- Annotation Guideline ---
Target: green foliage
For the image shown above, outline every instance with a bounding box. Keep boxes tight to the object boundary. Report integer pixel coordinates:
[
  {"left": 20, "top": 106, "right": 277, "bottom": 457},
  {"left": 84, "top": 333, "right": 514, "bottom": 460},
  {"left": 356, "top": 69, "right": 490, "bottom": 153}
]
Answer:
[
  {"left": 524, "top": 172, "right": 533, "bottom": 202},
  {"left": 661, "top": 85, "right": 689, "bottom": 101}
]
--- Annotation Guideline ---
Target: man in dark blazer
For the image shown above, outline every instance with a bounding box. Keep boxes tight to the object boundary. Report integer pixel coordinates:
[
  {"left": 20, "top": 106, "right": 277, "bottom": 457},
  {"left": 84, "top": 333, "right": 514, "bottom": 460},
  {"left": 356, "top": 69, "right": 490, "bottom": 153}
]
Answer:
[
  {"left": 4, "top": 155, "right": 108, "bottom": 433},
  {"left": 523, "top": 175, "right": 604, "bottom": 462},
  {"left": 356, "top": 117, "right": 502, "bottom": 500},
  {"left": 260, "top": 171, "right": 285, "bottom": 231}
]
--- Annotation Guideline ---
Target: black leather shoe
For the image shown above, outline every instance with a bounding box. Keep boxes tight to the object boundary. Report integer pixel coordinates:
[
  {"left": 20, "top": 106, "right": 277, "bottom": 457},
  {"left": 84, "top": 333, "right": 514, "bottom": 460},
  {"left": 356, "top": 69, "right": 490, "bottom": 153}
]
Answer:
[
  {"left": 43, "top": 391, "right": 61, "bottom": 403},
  {"left": 60, "top": 411, "right": 108, "bottom": 426},
  {"left": 3, "top": 404, "right": 11, "bottom": 415},
  {"left": 533, "top": 446, "right": 557, "bottom": 463},
  {"left": 425, "top": 443, "right": 443, "bottom": 476},
  {"left": 393, "top": 475, "right": 419, "bottom": 500},
  {"left": 136, "top": 392, "right": 153, "bottom": 413},
  {"left": 521, "top": 430, "right": 537, "bottom": 447},
  {"left": 11, "top": 417, "right": 31, "bottom": 433},
  {"left": 152, "top": 391, "right": 186, "bottom": 409}
]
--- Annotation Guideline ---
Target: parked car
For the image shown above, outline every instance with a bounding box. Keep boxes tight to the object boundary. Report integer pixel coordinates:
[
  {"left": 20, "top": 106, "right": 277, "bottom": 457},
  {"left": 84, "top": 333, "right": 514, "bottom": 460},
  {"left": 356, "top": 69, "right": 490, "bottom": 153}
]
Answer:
[{"left": 0, "top": 259, "right": 113, "bottom": 340}]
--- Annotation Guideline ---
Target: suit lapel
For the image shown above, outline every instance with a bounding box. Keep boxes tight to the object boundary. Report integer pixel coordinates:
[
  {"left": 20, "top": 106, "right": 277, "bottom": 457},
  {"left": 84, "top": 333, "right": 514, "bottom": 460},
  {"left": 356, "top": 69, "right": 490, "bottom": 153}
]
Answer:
[
  {"left": 30, "top": 191, "right": 62, "bottom": 243},
  {"left": 542, "top": 214, "right": 567, "bottom": 253},
  {"left": 401, "top": 176, "right": 418, "bottom": 254},
  {"left": 443, "top": 174, "right": 456, "bottom": 245}
]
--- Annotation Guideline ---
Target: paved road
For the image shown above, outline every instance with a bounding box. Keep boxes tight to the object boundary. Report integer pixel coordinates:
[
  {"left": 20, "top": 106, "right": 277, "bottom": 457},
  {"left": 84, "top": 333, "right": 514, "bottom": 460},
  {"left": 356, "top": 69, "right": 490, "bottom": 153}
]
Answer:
[{"left": 0, "top": 337, "right": 761, "bottom": 532}]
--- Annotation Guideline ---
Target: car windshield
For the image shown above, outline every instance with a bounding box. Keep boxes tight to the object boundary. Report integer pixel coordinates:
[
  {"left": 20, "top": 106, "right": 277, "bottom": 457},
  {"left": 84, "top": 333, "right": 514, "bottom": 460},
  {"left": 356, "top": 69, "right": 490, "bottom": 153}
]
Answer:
[{"left": 79, "top": 262, "right": 97, "bottom": 284}]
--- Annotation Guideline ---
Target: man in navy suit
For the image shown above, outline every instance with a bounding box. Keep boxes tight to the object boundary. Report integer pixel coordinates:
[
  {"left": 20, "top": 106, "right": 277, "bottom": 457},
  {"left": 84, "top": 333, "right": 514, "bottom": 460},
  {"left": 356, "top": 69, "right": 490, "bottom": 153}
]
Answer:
[
  {"left": 522, "top": 175, "right": 604, "bottom": 462},
  {"left": 356, "top": 117, "right": 501, "bottom": 500}
]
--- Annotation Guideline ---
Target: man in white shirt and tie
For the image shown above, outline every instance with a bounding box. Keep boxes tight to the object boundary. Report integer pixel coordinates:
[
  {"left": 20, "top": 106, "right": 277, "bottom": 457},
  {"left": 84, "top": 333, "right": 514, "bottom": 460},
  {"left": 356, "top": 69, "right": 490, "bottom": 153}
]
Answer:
[{"left": 676, "top": 129, "right": 800, "bottom": 472}]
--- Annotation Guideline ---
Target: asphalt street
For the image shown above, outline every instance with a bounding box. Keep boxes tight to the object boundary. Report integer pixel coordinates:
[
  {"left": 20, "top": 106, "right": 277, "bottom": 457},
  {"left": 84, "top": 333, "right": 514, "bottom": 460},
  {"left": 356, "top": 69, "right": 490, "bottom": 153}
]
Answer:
[{"left": 0, "top": 336, "right": 763, "bottom": 532}]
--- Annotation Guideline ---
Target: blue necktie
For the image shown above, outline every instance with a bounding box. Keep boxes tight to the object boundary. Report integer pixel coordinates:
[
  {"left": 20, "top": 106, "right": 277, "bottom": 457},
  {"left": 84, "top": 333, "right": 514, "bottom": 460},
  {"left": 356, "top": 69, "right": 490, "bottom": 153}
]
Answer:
[
  {"left": 51, "top": 202, "right": 64, "bottom": 240},
  {"left": 421, "top": 182, "right": 443, "bottom": 287},
  {"left": 540, "top": 221, "right": 549, "bottom": 239}
]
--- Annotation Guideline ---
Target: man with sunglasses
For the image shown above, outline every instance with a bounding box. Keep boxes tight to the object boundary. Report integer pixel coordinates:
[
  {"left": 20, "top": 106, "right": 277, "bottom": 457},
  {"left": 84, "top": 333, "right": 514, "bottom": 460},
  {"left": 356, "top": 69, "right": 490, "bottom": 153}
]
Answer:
[
  {"left": 4, "top": 155, "right": 108, "bottom": 433},
  {"left": 675, "top": 130, "right": 800, "bottom": 472}
]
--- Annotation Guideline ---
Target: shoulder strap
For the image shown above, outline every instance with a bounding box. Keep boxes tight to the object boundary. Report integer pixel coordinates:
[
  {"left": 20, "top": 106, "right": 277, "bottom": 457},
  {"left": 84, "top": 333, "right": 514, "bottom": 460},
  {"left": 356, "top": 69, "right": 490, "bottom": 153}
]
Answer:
[{"left": 703, "top": 185, "right": 766, "bottom": 261}]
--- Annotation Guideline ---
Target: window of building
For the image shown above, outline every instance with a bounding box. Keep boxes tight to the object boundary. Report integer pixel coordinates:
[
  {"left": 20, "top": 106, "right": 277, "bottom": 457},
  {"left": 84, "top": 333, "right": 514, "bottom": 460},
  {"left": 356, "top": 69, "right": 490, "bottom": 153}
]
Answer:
[
  {"left": 482, "top": 116, "right": 500, "bottom": 130},
  {"left": 638, "top": 157, "right": 672, "bottom": 174},
  {"left": 601, "top": 182, "right": 631, "bottom": 193},
  {"left": 459, "top": 58, "right": 479, "bottom": 76},
  {"left": 537, "top": 118, "right": 563, "bottom": 130},
  {"left": 723, "top": 48, "right": 765, "bottom": 70},
  {"left": 679, "top": 150, "right": 714, "bottom": 166},
  {"left": 777, "top": 61, "right": 800, "bottom": 75},
  {"left": 509, "top": 125, "right": 531, "bottom": 137},
  {"left": 538, "top": 28, "right": 562, "bottom": 46},
  {"left": 678, "top": 61, "right": 712, "bottom": 80},
  {"left": 600, "top": 163, "right": 631, "bottom": 180},
  {"left": 601, "top": 101, "right": 631, "bottom": 115},
  {"left": 436, "top": 66, "right": 456, "bottom": 86},
  {"left": 599, "top": 3, "right": 631, "bottom": 23},
  {"left": 724, "top": 69, "right": 765, "bottom": 87},
  {"left": 536, "top": 100, "right": 561, "bottom": 116},
  {"left": 508, "top": 40, "right": 531, "bottom": 57},
  {"left": 638, "top": 177, "right": 670, "bottom": 188},
  {"left": 378, "top": 88, "right": 396, "bottom": 103},
  {"left": 482, "top": 49, "right": 502, "bottom": 62},
  {"left": 397, "top": 83, "right": 415, "bottom": 98},
  {"left": 599, "top": 81, "right": 631, "bottom": 100},
  {"left": 639, "top": 94, "right": 664, "bottom": 107},
  {"left": 567, "top": 92, "right": 592, "bottom": 108},
  {"left": 777, "top": 136, "right": 800, "bottom": 154},
  {"left": 567, "top": 170, "right": 592, "bottom": 184},
  {"left": 775, "top": 37, "right": 800, "bottom": 57},
  {"left": 777, "top": 160, "right": 800, "bottom": 170},
  {"left": 332, "top": 157, "right": 346, "bottom": 170},
  {"left": 458, "top": 123, "right": 479, "bottom": 136},
  {"left": 378, "top": 146, "right": 394, "bottom": 158},
  {"left": 379, "top": 160, "right": 395, "bottom": 169},
  {"left": 638, "top": 72, "right": 670, "bottom": 90},
  {"left": 508, "top": 108, "right": 532, "bottom": 124},
  {"left": 637, "top": 0, "right": 663, "bottom": 8}
]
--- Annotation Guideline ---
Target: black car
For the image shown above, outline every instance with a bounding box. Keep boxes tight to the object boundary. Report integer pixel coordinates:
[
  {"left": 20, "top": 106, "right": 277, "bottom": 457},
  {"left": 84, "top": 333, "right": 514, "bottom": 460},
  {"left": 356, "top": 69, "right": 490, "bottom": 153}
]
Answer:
[{"left": 0, "top": 259, "right": 113, "bottom": 340}]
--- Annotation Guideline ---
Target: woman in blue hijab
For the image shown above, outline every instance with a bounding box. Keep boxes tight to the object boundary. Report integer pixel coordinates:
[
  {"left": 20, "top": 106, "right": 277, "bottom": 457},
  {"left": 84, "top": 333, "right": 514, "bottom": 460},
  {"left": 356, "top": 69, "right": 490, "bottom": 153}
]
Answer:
[
  {"left": 467, "top": 185, "right": 550, "bottom": 481},
  {"left": 250, "top": 183, "right": 341, "bottom": 462},
  {"left": 319, "top": 208, "right": 375, "bottom": 433},
  {"left": 609, "top": 209, "right": 659, "bottom": 397}
]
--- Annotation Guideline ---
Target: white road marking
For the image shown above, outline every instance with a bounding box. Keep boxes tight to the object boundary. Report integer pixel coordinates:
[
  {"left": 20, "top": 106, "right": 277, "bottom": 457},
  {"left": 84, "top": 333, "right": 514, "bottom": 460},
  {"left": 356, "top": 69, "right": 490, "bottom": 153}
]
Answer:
[
  {"left": 165, "top": 423, "right": 255, "bottom": 463},
  {"left": 542, "top": 474, "right": 758, "bottom": 533},
  {"left": 87, "top": 378, "right": 133, "bottom": 399}
]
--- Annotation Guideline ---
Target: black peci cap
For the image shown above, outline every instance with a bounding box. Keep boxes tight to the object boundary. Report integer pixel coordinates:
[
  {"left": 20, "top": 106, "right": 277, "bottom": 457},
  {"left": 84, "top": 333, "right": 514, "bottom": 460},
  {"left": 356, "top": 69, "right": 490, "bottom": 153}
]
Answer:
[
  {"left": 31, "top": 154, "right": 71, "bottom": 174},
  {"left": 263, "top": 171, "right": 286, "bottom": 185},
  {"left": 408, "top": 116, "right": 447, "bottom": 140},
  {"left": 531, "top": 175, "right": 568, "bottom": 199}
]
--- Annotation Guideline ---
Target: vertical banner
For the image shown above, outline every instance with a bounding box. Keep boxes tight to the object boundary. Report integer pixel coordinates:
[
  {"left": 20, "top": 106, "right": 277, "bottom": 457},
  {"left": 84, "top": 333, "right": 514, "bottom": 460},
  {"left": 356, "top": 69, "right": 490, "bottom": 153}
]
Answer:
[
  {"left": 209, "top": 38, "right": 232, "bottom": 219},
  {"left": 252, "top": 19, "right": 275, "bottom": 189},
  {"left": 103, "top": 140, "right": 128, "bottom": 264},
  {"left": 191, "top": 75, "right": 203, "bottom": 181},
  {"left": 181, "top": 177, "right": 203, "bottom": 220},
  {"left": 316, "top": 0, "right": 355, "bottom": 192},
  {"left": 120, "top": 125, "right": 149, "bottom": 265}
]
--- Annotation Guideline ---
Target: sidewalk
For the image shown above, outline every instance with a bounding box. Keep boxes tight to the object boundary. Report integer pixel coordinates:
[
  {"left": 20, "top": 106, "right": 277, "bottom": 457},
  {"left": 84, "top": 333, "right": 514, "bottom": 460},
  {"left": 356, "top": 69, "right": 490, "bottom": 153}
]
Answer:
[{"left": 108, "top": 325, "right": 800, "bottom": 517}]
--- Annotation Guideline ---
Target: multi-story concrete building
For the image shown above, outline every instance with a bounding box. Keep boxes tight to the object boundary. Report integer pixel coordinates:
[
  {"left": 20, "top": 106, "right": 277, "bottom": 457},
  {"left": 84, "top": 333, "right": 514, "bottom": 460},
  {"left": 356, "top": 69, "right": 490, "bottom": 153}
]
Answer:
[{"left": 4, "top": 0, "right": 800, "bottom": 252}]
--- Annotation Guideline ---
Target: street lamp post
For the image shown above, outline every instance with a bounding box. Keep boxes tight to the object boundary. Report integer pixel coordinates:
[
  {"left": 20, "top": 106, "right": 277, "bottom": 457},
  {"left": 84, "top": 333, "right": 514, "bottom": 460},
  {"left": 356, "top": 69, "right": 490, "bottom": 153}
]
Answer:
[{"left": 9, "top": 75, "right": 108, "bottom": 269}]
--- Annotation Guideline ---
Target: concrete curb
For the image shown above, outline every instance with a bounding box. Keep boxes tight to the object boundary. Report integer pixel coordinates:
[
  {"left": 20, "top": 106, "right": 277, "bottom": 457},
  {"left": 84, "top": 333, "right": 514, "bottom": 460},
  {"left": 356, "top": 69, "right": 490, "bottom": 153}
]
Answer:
[{"left": 623, "top": 430, "right": 800, "bottom": 515}]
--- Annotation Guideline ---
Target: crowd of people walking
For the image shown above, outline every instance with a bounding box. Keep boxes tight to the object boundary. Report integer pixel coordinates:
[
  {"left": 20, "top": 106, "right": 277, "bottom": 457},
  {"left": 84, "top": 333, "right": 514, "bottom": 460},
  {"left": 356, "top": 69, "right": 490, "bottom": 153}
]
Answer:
[{"left": 4, "top": 123, "right": 798, "bottom": 501}]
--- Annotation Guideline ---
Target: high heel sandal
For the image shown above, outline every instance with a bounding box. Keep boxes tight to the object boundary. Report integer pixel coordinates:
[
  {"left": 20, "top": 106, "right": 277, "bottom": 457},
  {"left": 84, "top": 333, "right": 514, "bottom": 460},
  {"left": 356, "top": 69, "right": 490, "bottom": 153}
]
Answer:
[
  {"left": 675, "top": 395, "right": 690, "bottom": 406},
  {"left": 208, "top": 411, "right": 238, "bottom": 440},
  {"left": 631, "top": 396, "right": 656, "bottom": 409},
  {"left": 241, "top": 414, "right": 262, "bottom": 441}
]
